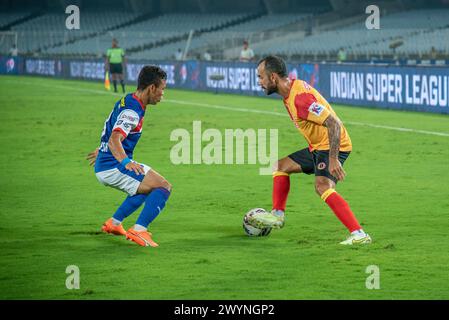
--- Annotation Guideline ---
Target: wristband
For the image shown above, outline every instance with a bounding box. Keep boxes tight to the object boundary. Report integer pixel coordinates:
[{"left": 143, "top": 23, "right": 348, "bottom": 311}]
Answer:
[{"left": 121, "top": 157, "right": 131, "bottom": 166}]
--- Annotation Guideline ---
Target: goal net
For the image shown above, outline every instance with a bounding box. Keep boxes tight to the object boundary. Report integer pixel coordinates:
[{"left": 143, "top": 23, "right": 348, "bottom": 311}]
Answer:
[{"left": 0, "top": 32, "right": 18, "bottom": 55}]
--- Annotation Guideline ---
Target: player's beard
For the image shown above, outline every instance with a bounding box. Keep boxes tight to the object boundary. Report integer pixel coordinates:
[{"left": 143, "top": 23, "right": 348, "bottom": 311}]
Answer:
[{"left": 264, "top": 80, "right": 278, "bottom": 95}]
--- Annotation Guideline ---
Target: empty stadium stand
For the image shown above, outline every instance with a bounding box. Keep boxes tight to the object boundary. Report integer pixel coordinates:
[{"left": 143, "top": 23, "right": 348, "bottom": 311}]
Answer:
[
  {"left": 127, "top": 13, "right": 311, "bottom": 60},
  {"left": 44, "top": 13, "right": 252, "bottom": 57},
  {"left": 2, "top": 6, "right": 448, "bottom": 61},
  {"left": 252, "top": 9, "right": 449, "bottom": 60},
  {"left": 11, "top": 12, "right": 143, "bottom": 54}
]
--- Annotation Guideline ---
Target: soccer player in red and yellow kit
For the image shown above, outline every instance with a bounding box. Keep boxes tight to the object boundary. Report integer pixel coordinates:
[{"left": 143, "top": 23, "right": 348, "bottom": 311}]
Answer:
[{"left": 252, "top": 55, "right": 371, "bottom": 245}]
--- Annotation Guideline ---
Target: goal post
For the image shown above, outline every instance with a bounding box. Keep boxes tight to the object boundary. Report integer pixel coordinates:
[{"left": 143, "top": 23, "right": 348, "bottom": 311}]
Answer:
[{"left": 0, "top": 31, "right": 18, "bottom": 55}]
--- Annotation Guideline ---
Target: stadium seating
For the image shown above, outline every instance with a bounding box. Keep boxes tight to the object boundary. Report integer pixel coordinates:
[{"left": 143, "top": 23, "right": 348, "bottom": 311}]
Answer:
[
  {"left": 0, "top": 12, "right": 31, "bottom": 29},
  {"left": 253, "top": 9, "right": 449, "bottom": 59},
  {"left": 395, "top": 28, "right": 449, "bottom": 56},
  {"left": 45, "top": 13, "right": 249, "bottom": 57},
  {"left": 8, "top": 8, "right": 449, "bottom": 60},
  {"left": 12, "top": 12, "right": 141, "bottom": 53},
  {"left": 128, "top": 14, "right": 310, "bottom": 60}
]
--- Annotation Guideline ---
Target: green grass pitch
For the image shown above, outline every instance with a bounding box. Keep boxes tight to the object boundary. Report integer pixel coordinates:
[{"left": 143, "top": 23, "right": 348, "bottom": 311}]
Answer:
[{"left": 0, "top": 75, "right": 449, "bottom": 299}]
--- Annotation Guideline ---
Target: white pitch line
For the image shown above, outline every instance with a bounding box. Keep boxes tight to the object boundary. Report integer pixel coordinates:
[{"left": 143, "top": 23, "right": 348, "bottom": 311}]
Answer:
[
  {"left": 166, "top": 98, "right": 286, "bottom": 117},
  {"left": 345, "top": 122, "right": 449, "bottom": 137},
  {"left": 165, "top": 99, "right": 449, "bottom": 137},
  {"left": 3, "top": 77, "right": 449, "bottom": 137}
]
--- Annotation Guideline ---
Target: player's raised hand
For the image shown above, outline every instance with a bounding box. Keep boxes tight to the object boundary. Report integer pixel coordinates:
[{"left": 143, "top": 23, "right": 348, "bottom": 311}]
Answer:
[
  {"left": 125, "top": 161, "right": 145, "bottom": 175},
  {"left": 329, "top": 158, "right": 346, "bottom": 181},
  {"left": 86, "top": 148, "right": 99, "bottom": 166}
]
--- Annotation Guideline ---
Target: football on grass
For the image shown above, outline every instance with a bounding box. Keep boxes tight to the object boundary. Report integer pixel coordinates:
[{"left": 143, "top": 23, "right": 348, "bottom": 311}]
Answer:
[{"left": 243, "top": 208, "right": 272, "bottom": 237}]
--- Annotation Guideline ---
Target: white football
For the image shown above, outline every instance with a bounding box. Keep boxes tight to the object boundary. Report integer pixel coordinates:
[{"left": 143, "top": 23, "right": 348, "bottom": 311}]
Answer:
[{"left": 243, "top": 208, "right": 272, "bottom": 237}]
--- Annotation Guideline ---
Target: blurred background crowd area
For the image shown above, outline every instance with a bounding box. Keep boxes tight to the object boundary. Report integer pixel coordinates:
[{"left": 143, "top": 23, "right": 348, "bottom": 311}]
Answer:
[{"left": 1, "top": 0, "right": 448, "bottom": 64}]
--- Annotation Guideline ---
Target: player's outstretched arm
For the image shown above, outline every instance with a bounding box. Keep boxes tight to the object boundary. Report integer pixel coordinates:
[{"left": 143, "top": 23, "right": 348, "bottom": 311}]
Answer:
[
  {"left": 86, "top": 147, "right": 99, "bottom": 166},
  {"left": 108, "top": 131, "right": 145, "bottom": 175},
  {"left": 323, "top": 115, "right": 346, "bottom": 181}
]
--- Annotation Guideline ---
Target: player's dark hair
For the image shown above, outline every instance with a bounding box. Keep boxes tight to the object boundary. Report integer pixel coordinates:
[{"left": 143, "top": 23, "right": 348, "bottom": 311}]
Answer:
[
  {"left": 137, "top": 65, "right": 167, "bottom": 90},
  {"left": 258, "top": 55, "right": 287, "bottom": 78}
]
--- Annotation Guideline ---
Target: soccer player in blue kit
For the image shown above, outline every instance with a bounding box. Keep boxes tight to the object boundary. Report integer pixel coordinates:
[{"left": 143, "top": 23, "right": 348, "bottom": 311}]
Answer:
[{"left": 87, "top": 65, "right": 171, "bottom": 247}]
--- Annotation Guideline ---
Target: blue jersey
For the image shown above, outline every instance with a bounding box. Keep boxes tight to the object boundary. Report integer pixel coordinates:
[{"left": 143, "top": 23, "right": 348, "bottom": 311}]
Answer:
[{"left": 95, "top": 93, "right": 146, "bottom": 173}]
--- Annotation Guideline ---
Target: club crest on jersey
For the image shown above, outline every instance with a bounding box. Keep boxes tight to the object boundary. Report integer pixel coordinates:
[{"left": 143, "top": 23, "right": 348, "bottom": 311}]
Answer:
[
  {"left": 317, "top": 162, "right": 326, "bottom": 170},
  {"left": 309, "top": 102, "right": 324, "bottom": 116}
]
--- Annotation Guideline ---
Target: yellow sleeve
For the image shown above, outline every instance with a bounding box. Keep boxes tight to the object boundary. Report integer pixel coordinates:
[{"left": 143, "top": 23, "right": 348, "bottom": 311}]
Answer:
[{"left": 306, "top": 102, "right": 331, "bottom": 125}]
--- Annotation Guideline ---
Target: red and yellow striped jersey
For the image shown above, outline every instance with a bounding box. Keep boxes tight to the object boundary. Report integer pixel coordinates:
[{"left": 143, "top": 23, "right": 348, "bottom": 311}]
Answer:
[{"left": 283, "top": 80, "right": 352, "bottom": 152}]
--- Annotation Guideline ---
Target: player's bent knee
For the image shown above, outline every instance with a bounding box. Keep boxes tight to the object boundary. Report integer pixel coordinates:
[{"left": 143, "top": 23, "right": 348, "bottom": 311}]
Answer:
[
  {"left": 161, "top": 180, "right": 172, "bottom": 192},
  {"left": 315, "top": 181, "right": 333, "bottom": 197},
  {"left": 273, "top": 158, "right": 292, "bottom": 174},
  {"left": 274, "top": 157, "right": 302, "bottom": 175},
  {"left": 278, "top": 159, "right": 291, "bottom": 172},
  {"left": 137, "top": 183, "right": 152, "bottom": 195},
  {"left": 272, "top": 164, "right": 288, "bottom": 177},
  {"left": 314, "top": 184, "right": 324, "bottom": 196}
]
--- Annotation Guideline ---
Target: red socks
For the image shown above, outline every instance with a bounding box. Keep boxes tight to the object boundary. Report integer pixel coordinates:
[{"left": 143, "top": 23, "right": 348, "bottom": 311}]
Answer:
[
  {"left": 322, "top": 189, "right": 361, "bottom": 232},
  {"left": 272, "top": 172, "right": 290, "bottom": 211},
  {"left": 272, "top": 172, "right": 361, "bottom": 233}
]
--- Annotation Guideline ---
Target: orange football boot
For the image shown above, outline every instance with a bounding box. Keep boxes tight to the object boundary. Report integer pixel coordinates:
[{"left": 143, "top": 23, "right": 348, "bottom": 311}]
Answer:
[
  {"left": 101, "top": 218, "right": 126, "bottom": 236},
  {"left": 126, "top": 228, "right": 159, "bottom": 247}
]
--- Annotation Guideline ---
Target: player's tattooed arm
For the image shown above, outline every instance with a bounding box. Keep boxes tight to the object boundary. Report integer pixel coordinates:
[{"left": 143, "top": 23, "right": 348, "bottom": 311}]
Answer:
[
  {"left": 323, "top": 115, "right": 346, "bottom": 181},
  {"left": 323, "top": 115, "right": 341, "bottom": 159}
]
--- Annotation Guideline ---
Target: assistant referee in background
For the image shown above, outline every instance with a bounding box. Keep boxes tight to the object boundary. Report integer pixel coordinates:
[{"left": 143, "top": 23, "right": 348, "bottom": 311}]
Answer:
[{"left": 106, "top": 38, "right": 126, "bottom": 93}]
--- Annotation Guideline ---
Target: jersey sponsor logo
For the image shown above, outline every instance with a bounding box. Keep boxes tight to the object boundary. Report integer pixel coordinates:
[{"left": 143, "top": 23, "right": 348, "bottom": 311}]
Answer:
[
  {"left": 120, "top": 97, "right": 125, "bottom": 107},
  {"left": 119, "top": 114, "right": 138, "bottom": 123},
  {"left": 131, "top": 117, "right": 144, "bottom": 134},
  {"left": 309, "top": 102, "right": 324, "bottom": 116},
  {"left": 117, "top": 109, "right": 139, "bottom": 123},
  {"left": 113, "top": 110, "right": 140, "bottom": 135},
  {"left": 116, "top": 119, "right": 132, "bottom": 129}
]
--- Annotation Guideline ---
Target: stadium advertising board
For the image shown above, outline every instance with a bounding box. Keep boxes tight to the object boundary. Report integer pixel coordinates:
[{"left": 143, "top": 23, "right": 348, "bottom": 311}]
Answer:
[
  {"left": 24, "top": 58, "right": 64, "bottom": 77},
  {"left": 127, "top": 62, "right": 176, "bottom": 85},
  {"left": 200, "top": 62, "right": 319, "bottom": 96},
  {"left": 1, "top": 56, "right": 448, "bottom": 114},
  {"left": 203, "top": 63, "right": 262, "bottom": 94},
  {"left": 70, "top": 61, "right": 105, "bottom": 79},
  {"left": 127, "top": 61, "right": 201, "bottom": 89},
  {"left": 320, "top": 63, "right": 449, "bottom": 114}
]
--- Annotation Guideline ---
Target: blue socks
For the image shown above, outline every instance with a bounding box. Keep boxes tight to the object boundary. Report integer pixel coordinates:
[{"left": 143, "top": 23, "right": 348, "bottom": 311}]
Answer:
[
  {"left": 136, "top": 188, "right": 171, "bottom": 228},
  {"left": 112, "top": 194, "right": 147, "bottom": 222},
  {"left": 112, "top": 188, "right": 171, "bottom": 228}
]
